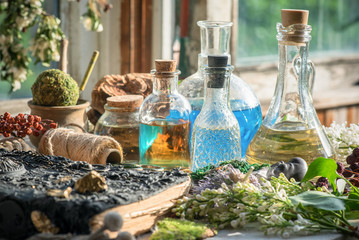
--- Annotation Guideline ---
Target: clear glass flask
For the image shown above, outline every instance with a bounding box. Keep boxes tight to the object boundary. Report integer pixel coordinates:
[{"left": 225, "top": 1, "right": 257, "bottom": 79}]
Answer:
[
  {"left": 139, "top": 60, "right": 191, "bottom": 169},
  {"left": 191, "top": 56, "right": 241, "bottom": 171},
  {"left": 246, "top": 10, "right": 335, "bottom": 165},
  {"left": 178, "top": 21, "right": 261, "bottom": 158}
]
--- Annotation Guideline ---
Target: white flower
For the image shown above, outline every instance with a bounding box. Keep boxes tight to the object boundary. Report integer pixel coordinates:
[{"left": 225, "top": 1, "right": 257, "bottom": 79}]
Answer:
[
  {"left": 12, "top": 80, "right": 22, "bottom": 91},
  {"left": 257, "top": 205, "right": 267, "bottom": 212},
  {"left": 52, "top": 50, "right": 60, "bottom": 61},
  {"left": 295, "top": 214, "right": 311, "bottom": 225},
  {"left": 293, "top": 225, "right": 304, "bottom": 232},
  {"left": 30, "top": 0, "right": 43, "bottom": 7},
  {"left": 96, "top": 23, "right": 103, "bottom": 32},
  {"left": 268, "top": 202, "right": 283, "bottom": 213},
  {"left": 82, "top": 17, "right": 92, "bottom": 31}
]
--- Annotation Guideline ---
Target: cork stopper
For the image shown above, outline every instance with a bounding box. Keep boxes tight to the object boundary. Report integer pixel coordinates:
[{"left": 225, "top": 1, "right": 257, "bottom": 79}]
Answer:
[
  {"left": 281, "top": 9, "right": 309, "bottom": 27},
  {"left": 155, "top": 60, "right": 177, "bottom": 72},
  {"left": 107, "top": 95, "right": 143, "bottom": 111},
  {"left": 208, "top": 55, "right": 228, "bottom": 67}
]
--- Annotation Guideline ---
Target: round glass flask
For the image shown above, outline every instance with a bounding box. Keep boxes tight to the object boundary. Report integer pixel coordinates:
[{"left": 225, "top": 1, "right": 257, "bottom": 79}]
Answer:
[
  {"left": 245, "top": 10, "right": 335, "bottom": 165},
  {"left": 94, "top": 95, "right": 143, "bottom": 163},
  {"left": 178, "top": 21, "right": 262, "bottom": 157}
]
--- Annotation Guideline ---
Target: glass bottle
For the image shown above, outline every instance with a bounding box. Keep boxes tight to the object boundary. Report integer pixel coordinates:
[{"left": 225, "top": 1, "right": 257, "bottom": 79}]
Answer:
[
  {"left": 191, "top": 55, "right": 241, "bottom": 171},
  {"left": 178, "top": 21, "right": 262, "bottom": 158},
  {"left": 245, "top": 9, "right": 335, "bottom": 165},
  {"left": 139, "top": 60, "right": 191, "bottom": 169},
  {"left": 94, "top": 95, "right": 143, "bottom": 164}
]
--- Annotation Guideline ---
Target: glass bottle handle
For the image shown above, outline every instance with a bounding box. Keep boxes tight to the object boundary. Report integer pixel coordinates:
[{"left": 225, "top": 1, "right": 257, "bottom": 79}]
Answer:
[{"left": 307, "top": 60, "right": 315, "bottom": 95}]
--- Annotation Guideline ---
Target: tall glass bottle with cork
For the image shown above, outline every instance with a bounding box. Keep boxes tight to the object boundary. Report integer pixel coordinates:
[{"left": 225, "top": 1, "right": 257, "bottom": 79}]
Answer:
[
  {"left": 191, "top": 56, "right": 241, "bottom": 171},
  {"left": 246, "top": 9, "right": 335, "bottom": 165},
  {"left": 139, "top": 60, "right": 191, "bottom": 169},
  {"left": 179, "top": 21, "right": 262, "bottom": 157}
]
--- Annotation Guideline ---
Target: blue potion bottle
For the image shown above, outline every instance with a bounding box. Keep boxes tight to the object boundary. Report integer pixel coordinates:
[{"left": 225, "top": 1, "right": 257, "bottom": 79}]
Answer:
[
  {"left": 191, "top": 56, "right": 241, "bottom": 171},
  {"left": 178, "top": 21, "right": 262, "bottom": 157}
]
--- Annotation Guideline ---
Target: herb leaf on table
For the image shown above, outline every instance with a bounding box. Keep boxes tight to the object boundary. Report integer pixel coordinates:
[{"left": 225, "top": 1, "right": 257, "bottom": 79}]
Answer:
[{"left": 301, "top": 157, "right": 341, "bottom": 192}]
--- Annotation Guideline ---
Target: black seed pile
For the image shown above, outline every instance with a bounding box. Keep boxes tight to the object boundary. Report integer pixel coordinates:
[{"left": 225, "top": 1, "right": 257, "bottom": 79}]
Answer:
[{"left": 0, "top": 149, "right": 188, "bottom": 240}]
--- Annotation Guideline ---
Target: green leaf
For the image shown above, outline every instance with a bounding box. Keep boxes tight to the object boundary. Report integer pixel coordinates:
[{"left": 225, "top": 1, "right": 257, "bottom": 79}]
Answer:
[
  {"left": 346, "top": 191, "right": 359, "bottom": 210},
  {"left": 301, "top": 157, "right": 341, "bottom": 191},
  {"left": 345, "top": 210, "right": 359, "bottom": 220},
  {"left": 289, "top": 191, "right": 345, "bottom": 211}
]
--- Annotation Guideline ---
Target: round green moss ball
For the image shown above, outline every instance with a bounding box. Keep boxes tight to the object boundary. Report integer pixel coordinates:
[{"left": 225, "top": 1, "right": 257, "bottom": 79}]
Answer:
[{"left": 32, "top": 69, "right": 79, "bottom": 106}]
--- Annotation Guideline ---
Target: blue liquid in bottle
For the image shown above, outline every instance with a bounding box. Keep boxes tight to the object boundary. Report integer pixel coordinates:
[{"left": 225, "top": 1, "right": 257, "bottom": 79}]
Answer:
[{"left": 189, "top": 100, "right": 262, "bottom": 157}]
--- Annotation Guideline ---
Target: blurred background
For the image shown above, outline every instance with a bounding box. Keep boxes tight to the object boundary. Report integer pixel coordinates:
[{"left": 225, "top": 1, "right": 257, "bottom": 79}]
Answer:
[{"left": 0, "top": 0, "right": 358, "bottom": 125}]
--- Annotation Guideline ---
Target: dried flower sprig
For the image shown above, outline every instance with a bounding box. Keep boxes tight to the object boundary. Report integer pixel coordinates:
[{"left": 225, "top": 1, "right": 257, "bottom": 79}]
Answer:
[
  {"left": 0, "top": 0, "right": 64, "bottom": 91},
  {"left": 0, "top": 0, "right": 111, "bottom": 91},
  {"left": 325, "top": 122, "right": 359, "bottom": 163},
  {"left": 174, "top": 169, "right": 358, "bottom": 238},
  {"left": 81, "top": 0, "right": 112, "bottom": 32},
  {"left": 0, "top": 112, "right": 57, "bottom": 138}
]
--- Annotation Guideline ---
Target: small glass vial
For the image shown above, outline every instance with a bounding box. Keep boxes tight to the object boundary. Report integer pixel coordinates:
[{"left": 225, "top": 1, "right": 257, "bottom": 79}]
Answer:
[
  {"left": 191, "top": 55, "right": 241, "bottom": 171},
  {"left": 94, "top": 95, "right": 143, "bottom": 163},
  {"left": 139, "top": 60, "right": 191, "bottom": 169},
  {"left": 245, "top": 9, "right": 335, "bottom": 165}
]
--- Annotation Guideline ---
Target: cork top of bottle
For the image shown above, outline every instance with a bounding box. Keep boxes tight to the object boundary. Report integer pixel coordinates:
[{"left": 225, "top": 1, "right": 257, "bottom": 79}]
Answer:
[
  {"left": 155, "top": 60, "right": 177, "bottom": 72},
  {"left": 107, "top": 95, "right": 143, "bottom": 111},
  {"left": 281, "top": 9, "right": 309, "bottom": 27}
]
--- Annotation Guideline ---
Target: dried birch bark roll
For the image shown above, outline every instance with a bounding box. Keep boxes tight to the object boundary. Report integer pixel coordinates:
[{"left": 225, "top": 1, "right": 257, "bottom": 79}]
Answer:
[{"left": 39, "top": 128, "right": 123, "bottom": 165}]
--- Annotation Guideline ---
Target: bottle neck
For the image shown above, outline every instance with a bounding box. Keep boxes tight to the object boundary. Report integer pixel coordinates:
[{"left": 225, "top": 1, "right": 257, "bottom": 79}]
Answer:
[
  {"left": 203, "top": 67, "right": 232, "bottom": 107},
  {"left": 198, "top": 21, "right": 232, "bottom": 56},
  {"left": 278, "top": 42, "right": 310, "bottom": 97},
  {"left": 152, "top": 72, "right": 179, "bottom": 95},
  {"left": 266, "top": 41, "right": 312, "bottom": 128},
  {"left": 197, "top": 54, "right": 231, "bottom": 70}
]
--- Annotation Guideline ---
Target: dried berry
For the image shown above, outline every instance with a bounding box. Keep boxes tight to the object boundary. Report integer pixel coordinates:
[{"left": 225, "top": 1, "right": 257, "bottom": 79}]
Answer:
[
  {"left": 33, "top": 130, "right": 40, "bottom": 137},
  {"left": 3, "top": 112, "right": 10, "bottom": 120},
  {"left": 353, "top": 148, "right": 359, "bottom": 158},
  {"left": 349, "top": 178, "right": 359, "bottom": 187},
  {"left": 350, "top": 163, "right": 359, "bottom": 172},
  {"left": 343, "top": 168, "right": 354, "bottom": 178},
  {"left": 336, "top": 162, "right": 344, "bottom": 174},
  {"left": 34, "top": 116, "right": 41, "bottom": 122},
  {"left": 27, "top": 115, "right": 34, "bottom": 122},
  {"left": 0, "top": 112, "right": 57, "bottom": 138},
  {"left": 346, "top": 154, "right": 357, "bottom": 165},
  {"left": 316, "top": 177, "right": 329, "bottom": 188},
  {"left": 25, "top": 128, "right": 33, "bottom": 135}
]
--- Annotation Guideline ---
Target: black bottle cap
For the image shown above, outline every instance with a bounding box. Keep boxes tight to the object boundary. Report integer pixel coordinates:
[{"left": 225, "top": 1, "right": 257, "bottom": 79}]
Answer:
[
  {"left": 208, "top": 55, "right": 228, "bottom": 67},
  {"left": 206, "top": 55, "right": 228, "bottom": 88}
]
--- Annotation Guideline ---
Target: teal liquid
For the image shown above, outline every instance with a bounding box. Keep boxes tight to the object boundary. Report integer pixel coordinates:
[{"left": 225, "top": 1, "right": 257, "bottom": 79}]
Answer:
[
  {"left": 191, "top": 126, "right": 241, "bottom": 171},
  {"left": 139, "top": 121, "right": 190, "bottom": 169},
  {"left": 189, "top": 103, "right": 262, "bottom": 157}
]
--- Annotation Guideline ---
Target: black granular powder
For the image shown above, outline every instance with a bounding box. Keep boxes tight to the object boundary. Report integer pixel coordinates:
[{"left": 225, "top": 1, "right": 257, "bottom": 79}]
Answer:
[{"left": 0, "top": 149, "right": 188, "bottom": 239}]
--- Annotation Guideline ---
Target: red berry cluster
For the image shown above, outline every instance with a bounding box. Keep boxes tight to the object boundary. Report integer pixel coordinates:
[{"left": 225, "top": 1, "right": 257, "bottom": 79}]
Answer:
[
  {"left": 342, "top": 147, "right": 359, "bottom": 187},
  {"left": 0, "top": 112, "right": 57, "bottom": 138}
]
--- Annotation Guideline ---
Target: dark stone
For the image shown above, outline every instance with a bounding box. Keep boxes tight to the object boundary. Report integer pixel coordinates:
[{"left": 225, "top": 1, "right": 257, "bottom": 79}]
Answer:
[{"left": 0, "top": 149, "right": 188, "bottom": 240}]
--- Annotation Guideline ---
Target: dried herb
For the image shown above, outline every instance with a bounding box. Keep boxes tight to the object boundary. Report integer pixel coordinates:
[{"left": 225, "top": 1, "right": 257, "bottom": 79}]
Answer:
[{"left": 190, "top": 159, "right": 268, "bottom": 180}]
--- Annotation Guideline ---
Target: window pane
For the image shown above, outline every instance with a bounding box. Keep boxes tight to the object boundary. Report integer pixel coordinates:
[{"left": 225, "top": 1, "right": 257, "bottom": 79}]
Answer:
[{"left": 237, "top": 0, "right": 359, "bottom": 65}]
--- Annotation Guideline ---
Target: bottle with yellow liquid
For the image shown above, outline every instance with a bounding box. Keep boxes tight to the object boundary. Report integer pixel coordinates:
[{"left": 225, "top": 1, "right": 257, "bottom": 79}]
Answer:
[
  {"left": 245, "top": 9, "right": 335, "bottom": 165},
  {"left": 139, "top": 60, "right": 191, "bottom": 169}
]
